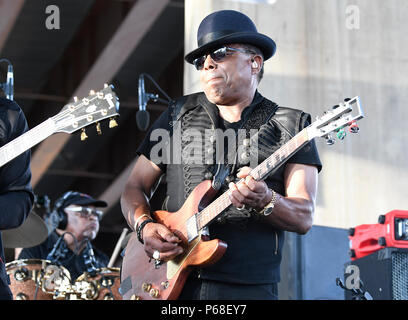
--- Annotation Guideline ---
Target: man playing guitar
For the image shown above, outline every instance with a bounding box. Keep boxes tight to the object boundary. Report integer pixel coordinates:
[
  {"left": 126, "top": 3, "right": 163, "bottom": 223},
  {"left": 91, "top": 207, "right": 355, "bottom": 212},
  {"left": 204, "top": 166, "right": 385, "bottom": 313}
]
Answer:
[{"left": 121, "top": 10, "right": 322, "bottom": 300}]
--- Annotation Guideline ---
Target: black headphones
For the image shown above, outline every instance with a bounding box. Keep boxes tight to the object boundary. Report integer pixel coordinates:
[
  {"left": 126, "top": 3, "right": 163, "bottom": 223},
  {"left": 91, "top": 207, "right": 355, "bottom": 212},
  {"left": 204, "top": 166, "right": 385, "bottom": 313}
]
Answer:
[{"left": 47, "top": 191, "right": 81, "bottom": 230}]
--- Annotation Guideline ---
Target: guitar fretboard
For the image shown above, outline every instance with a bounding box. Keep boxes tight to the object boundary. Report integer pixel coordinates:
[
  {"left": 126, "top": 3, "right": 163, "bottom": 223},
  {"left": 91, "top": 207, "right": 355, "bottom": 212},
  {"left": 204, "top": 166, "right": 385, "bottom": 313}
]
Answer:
[
  {"left": 0, "top": 118, "right": 56, "bottom": 167},
  {"left": 195, "top": 128, "right": 310, "bottom": 230}
]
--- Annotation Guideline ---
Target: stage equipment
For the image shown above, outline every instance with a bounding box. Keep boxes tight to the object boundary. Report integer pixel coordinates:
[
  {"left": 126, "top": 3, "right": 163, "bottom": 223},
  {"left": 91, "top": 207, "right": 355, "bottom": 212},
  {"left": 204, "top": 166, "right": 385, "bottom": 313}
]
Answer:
[
  {"left": 82, "top": 239, "right": 99, "bottom": 276},
  {"left": 136, "top": 73, "right": 173, "bottom": 131},
  {"left": 65, "top": 268, "right": 122, "bottom": 300},
  {"left": 344, "top": 247, "right": 408, "bottom": 300},
  {"left": 6, "top": 259, "right": 121, "bottom": 300},
  {"left": 2, "top": 195, "right": 50, "bottom": 248},
  {"left": 348, "top": 210, "right": 408, "bottom": 260},
  {"left": 46, "top": 232, "right": 71, "bottom": 263},
  {"left": 336, "top": 277, "right": 373, "bottom": 300},
  {"left": 6, "top": 259, "right": 71, "bottom": 300},
  {"left": 108, "top": 228, "right": 128, "bottom": 268}
]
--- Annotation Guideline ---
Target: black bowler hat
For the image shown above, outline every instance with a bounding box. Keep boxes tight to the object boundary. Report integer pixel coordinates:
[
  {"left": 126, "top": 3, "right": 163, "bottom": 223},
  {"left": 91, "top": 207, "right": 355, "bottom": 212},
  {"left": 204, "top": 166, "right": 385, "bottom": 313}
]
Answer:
[{"left": 185, "top": 10, "right": 276, "bottom": 64}]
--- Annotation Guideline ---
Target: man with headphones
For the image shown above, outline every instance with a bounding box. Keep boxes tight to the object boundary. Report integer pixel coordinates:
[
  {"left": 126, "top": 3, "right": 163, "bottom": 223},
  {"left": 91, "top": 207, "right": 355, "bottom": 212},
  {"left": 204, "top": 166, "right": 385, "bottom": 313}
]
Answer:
[{"left": 19, "top": 191, "right": 109, "bottom": 281}]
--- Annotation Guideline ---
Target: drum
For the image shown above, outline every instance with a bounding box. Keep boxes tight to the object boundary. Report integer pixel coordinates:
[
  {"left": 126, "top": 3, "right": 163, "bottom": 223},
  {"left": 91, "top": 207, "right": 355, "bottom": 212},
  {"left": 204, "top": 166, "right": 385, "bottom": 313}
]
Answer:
[
  {"left": 74, "top": 268, "right": 122, "bottom": 300},
  {"left": 5, "top": 259, "right": 71, "bottom": 300}
]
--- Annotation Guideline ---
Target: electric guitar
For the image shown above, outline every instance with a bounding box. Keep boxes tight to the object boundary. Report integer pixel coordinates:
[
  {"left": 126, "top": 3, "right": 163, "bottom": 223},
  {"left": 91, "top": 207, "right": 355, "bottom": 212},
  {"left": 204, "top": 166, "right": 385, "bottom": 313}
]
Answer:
[
  {"left": 0, "top": 84, "right": 119, "bottom": 168},
  {"left": 120, "top": 96, "right": 364, "bottom": 300}
]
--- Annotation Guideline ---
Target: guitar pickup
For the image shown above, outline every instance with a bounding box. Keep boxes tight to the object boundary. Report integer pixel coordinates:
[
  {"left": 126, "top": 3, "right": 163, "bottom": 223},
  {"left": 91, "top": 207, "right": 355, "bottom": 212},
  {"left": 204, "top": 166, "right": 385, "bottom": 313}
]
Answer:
[{"left": 186, "top": 215, "right": 199, "bottom": 243}]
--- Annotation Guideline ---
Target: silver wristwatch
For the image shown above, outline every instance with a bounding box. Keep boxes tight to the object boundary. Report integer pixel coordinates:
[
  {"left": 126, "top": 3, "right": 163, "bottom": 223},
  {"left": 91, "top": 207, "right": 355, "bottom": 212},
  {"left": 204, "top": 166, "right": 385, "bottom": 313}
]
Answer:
[{"left": 258, "top": 189, "right": 277, "bottom": 216}]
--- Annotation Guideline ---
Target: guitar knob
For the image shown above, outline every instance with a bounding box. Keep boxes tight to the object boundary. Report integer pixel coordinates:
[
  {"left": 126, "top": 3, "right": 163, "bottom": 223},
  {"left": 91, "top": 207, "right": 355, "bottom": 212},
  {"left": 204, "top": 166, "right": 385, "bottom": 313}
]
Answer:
[
  {"left": 141, "top": 282, "right": 151, "bottom": 292},
  {"left": 81, "top": 128, "right": 88, "bottom": 141},
  {"left": 130, "top": 294, "right": 140, "bottom": 300},
  {"left": 109, "top": 117, "right": 118, "bottom": 128},
  {"left": 149, "top": 288, "right": 160, "bottom": 298},
  {"left": 325, "top": 134, "right": 335, "bottom": 145},
  {"left": 348, "top": 121, "right": 359, "bottom": 133},
  {"left": 96, "top": 122, "right": 102, "bottom": 135},
  {"left": 336, "top": 128, "right": 346, "bottom": 140}
]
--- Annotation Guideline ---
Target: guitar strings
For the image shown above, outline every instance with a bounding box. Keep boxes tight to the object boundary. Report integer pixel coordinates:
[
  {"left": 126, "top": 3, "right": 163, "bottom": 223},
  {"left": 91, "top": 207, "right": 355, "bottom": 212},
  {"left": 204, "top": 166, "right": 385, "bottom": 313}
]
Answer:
[
  {"left": 195, "top": 131, "right": 308, "bottom": 230},
  {"left": 52, "top": 91, "right": 117, "bottom": 130},
  {"left": 52, "top": 87, "right": 117, "bottom": 121},
  {"left": 0, "top": 90, "right": 114, "bottom": 165},
  {"left": 0, "top": 119, "right": 55, "bottom": 165},
  {"left": 52, "top": 94, "right": 101, "bottom": 120}
]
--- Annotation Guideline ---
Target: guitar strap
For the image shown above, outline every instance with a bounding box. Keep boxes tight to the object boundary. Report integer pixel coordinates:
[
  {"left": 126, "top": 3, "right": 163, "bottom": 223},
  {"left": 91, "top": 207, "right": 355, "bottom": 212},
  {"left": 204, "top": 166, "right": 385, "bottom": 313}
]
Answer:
[
  {"left": 228, "top": 98, "right": 279, "bottom": 178},
  {"left": 213, "top": 98, "right": 279, "bottom": 222}
]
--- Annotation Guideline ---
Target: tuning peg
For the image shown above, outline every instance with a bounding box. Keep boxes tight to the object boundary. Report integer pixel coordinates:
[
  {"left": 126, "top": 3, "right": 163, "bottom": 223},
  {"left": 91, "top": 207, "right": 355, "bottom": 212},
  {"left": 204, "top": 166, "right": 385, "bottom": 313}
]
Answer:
[
  {"left": 73, "top": 96, "right": 78, "bottom": 102},
  {"left": 325, "top": 134, "right": 335, "bottom": 145},
  {"left": 336, "top": 128, "right": 346, "bottom": 140},
  {"left": 344, "top": 98, "right": 351, "bottom": 102},
  {"left": 332, "top": 104, "right": 339, "bottom": 109},
  {"left": 109, "top": 117, "right": 118, "bottom": 128},
  {"left": 81, "top": 128, "right": 88, "bottom": 141},
  {"left": 348, "top": 120, "right": 359, "bottom": 133},
  {"left": 96, "top": 122, "right": 102, "bottom": 135},
  {"left": 104, "top": 83, "right": 109, "bottom": 88},
  {"left": 89, "top": 90, "right": 96, "bottom": 95}
]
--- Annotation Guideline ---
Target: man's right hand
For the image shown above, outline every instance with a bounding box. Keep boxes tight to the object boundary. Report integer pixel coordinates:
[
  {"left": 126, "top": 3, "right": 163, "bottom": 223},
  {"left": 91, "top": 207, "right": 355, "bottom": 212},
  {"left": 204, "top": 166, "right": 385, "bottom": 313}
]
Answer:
[{"left": 142, "top": 222, "right": 184, "bottom": 262}]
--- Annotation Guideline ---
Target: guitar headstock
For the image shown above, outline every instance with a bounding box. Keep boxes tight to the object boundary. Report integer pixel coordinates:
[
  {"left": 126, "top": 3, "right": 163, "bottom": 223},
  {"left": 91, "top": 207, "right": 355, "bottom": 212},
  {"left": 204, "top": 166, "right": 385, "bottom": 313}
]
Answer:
[
  {"left": 53, "top": 84, "right": 120, "bottom": 137},
  {"left": 307, "top": 96, "right": 364, "bottom": 145}
]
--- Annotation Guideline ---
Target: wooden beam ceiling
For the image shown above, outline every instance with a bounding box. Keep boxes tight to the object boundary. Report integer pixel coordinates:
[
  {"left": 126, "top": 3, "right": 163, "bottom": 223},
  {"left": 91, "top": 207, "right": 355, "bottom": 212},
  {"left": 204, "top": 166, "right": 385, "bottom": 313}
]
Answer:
[
  {"left": 30, "top": 0, "right": 171, "bottom": 187},
  {"left": 0, "top": 0, "right": 25, "bottom": 53}
]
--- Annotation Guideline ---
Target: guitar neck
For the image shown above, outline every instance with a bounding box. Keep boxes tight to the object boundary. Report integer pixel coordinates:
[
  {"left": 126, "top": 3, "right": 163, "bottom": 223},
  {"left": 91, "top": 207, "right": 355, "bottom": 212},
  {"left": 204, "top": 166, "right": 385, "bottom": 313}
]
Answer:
[
  {"left": 0, "top": 118, "right": 56, "bottom": 167},
  {"left": 195, "top": 128, "right": 310, "bottom": 230}
]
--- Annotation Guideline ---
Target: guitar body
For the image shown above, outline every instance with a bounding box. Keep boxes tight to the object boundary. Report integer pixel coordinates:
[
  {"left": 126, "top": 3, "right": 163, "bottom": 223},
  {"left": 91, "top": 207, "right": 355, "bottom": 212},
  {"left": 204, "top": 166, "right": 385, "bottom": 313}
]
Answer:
[{"left": 120, "top": 180, "right": 227, "bottom": 300}]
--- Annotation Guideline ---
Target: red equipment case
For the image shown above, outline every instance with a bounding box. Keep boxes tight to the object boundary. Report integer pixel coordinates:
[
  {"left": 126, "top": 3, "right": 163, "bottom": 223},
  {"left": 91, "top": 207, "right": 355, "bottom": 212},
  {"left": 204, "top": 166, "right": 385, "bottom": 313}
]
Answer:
[{"left": 348, "top": 210, "right": 408, "bottom": 260}]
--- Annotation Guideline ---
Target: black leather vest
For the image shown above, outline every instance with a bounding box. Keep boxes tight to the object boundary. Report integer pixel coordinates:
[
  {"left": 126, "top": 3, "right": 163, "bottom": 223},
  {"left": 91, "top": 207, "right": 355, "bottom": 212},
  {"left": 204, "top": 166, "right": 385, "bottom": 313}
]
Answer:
[{"left": 163, "top": 92, "right": 309, "bottom": 222}]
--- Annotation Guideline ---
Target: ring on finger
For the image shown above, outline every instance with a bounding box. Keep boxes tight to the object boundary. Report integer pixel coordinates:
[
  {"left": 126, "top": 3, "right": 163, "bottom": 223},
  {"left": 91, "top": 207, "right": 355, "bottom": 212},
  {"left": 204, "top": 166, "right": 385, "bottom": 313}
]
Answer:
[
  {"left": 153, "top": 250, "right": 160, "bottom": 260},
  {"left": 237, "top": 204, "right": 246, "bottom": 211}
]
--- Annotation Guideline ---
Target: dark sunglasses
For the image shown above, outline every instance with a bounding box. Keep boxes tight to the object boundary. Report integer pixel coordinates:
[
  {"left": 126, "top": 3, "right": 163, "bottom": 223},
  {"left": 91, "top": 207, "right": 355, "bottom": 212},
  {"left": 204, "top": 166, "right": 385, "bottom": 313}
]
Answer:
[
  {"left": 65, "top": 206, "right": 103, "bottom": 220},
  {"left": 193, "top": 46, "right": 254, "bottom": 70}
]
